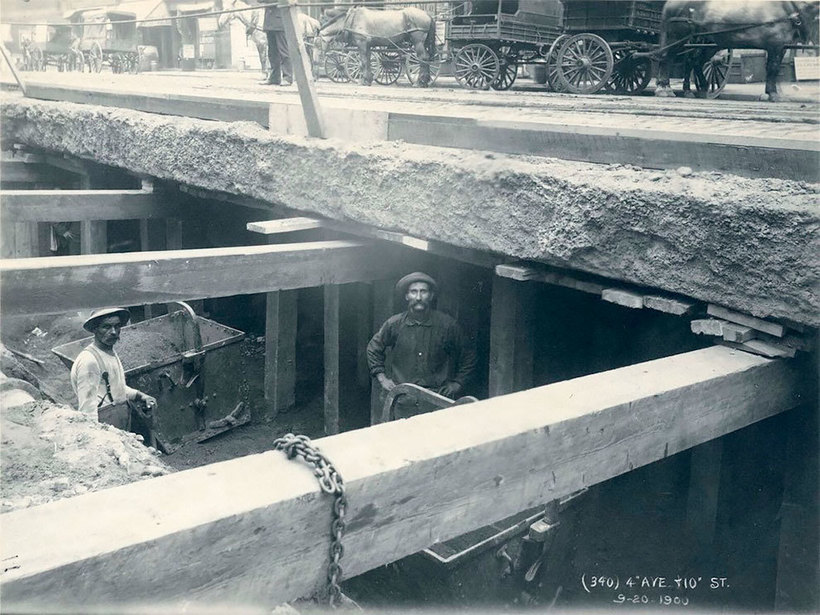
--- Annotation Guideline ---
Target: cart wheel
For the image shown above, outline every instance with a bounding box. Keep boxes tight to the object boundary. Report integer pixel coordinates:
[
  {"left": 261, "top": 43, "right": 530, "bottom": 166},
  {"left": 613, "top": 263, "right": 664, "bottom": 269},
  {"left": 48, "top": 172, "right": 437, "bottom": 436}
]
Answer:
[
  {"left": 693, "top": 49, "right": 732, "bottom": 99},
  {"left": 405, "top": 50, "right": 441, "bottom": 86},
  {"left": 545, "top": 34, "right": 569, "bottom": 92},
  {"left": 88, "top": 42, "right": 103, "bottom": 73},
  {"left": 375, "top": 51, "right": 403, "bottom": 85},
  {"left": 556, "top": 33, "right": 613, "bottom": 95},
  {"left": 454, "top": 43, "right": 499, "bottom": 90},
  {"left": 491, "top": 56, "right": 517, "bottom": 90},
  {"left": 324, "top": 49, "right": 350, "bottom": 83},
  {"left": 129, "top": 51, "right": 140, "bottom": 74},
  {"left": 344, "top": 50, "right": 380, "bottom": 84},
  {"left": 606, "top": 50, "right": 652, "bottom": 94}
]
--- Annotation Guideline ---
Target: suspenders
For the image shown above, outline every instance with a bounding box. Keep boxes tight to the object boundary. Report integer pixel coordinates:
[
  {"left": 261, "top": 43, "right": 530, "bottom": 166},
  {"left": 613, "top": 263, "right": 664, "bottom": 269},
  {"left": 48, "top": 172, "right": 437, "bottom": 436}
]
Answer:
[{"left": 84, "top": 345, "right": 115, "bottom": 409}]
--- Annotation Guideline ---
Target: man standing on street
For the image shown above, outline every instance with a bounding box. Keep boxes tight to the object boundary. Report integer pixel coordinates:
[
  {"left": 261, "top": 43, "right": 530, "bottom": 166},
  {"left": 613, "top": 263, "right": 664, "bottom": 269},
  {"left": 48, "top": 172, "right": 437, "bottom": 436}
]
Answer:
[
  {"left": 70, "top": 307, "right": 156, "bottom": 432},
  {"left": 259, "top": 2, "right": 292, "bottom": 85},
  {"left": 367, "top": 272, "right": 476, "bottom": 406}
]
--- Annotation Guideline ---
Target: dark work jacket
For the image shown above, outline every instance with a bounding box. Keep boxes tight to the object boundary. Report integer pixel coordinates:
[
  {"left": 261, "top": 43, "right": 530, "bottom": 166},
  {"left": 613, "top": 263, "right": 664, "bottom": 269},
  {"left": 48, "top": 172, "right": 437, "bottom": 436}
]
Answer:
[
  {"left": 262, "top": 6, "right": 284, "bottom": 31},
  {"left": 367, "top": 310, "right": 476, "bottom": 390}
]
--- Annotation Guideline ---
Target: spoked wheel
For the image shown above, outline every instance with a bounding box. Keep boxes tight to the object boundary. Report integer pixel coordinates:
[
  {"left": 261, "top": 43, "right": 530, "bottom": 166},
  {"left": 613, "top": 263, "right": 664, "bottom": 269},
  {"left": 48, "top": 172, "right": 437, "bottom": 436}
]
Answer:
[
  {"left": 693, "top": 49, "right": 732, "bottom": 99},
  {"left": 546, "top": 34, "right": 569, "bottom": 92},
  {"left": 344, "top": 50, "right": 380, "bottom": 84},
  {"left": 88, "top": 42, "right": 103, "bottom": 73},
  {"left": 405, "top": 50, "right": 441, "bottom": 86},
  {"left": 453, "top": 43, "right": 499, "bottom": 90},
  {"left": 324, "top": 49, "right": 350, "bottom": 83},
  {"left": 374, "top": 51, "right": 403, "bottom": 85},
  {"left": 491, "top": 54, "right": 518, "bottom": 91},
  {"left": 556, "top": 33, "right": 614, "bottom": 95},
  {"left": 605, "top": 49, "right": 652, "bottom": 94}
]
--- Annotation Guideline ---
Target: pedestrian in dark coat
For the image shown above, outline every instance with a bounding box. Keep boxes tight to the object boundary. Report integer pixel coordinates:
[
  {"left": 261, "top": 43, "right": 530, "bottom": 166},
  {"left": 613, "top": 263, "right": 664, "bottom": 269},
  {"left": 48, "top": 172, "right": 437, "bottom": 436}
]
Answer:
[{"left": 259, "top": 3, "right": 292, "bottom": 85}]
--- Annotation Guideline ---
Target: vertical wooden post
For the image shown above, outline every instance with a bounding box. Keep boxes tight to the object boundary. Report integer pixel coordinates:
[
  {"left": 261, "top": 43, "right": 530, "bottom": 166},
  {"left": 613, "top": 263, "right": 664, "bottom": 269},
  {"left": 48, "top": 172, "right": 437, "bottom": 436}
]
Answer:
[
  {"left": 489, "top": 275, "right": 534, "bottom": 397},
  {"left": 686, "top": 439, "right": 723, "bottom": 551},
  {"left": 353, "top": 283, "right": 373, "bottom": 390},
  {"left": 279, "top": 0, "right": 326, "bottom": 138},
  {"left": 165, "top": 218, "right": 183, "bottom": 250},
  {"left": 80, "top": 221, "right": 107, "bottom": 255},
  {"left": 265, "top": 289, "right": 298, "bottom": 417},
  {"left": 324, "top": 284, "right": 340, "bottom": 435},
  {"left": 370, "top": 279, "right": 395, "bottom": 425},
  {"left": 1, "top": 223, "right": 39, "bottom": 258}
]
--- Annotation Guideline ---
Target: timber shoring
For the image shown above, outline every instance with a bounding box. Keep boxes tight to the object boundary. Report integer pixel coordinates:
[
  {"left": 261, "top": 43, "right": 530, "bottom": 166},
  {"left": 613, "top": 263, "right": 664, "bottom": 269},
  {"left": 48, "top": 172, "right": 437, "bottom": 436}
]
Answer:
[{"left": 0, "top": 347, "right": 808, "bottom": 610}]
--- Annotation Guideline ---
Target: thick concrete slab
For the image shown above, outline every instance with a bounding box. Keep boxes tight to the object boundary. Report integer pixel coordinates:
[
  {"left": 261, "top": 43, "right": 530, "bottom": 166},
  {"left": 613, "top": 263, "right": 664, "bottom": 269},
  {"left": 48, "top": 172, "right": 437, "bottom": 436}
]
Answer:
[{"left": 2, "top": 97, "right": 818, "bottom": 327}]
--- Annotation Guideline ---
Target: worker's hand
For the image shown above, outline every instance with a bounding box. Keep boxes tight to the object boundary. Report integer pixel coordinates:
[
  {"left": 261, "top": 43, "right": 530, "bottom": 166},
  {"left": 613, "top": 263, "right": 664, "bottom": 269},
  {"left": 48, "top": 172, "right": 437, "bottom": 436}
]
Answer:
[
  {"left": 438, "top": 382, "right": 462, "bottom": 399},
  {"left": 376, "top": 373, "right": 396, "bottom": 392},
  {"left": 139, "top": 392, "right": 157, "bottom": 410}
]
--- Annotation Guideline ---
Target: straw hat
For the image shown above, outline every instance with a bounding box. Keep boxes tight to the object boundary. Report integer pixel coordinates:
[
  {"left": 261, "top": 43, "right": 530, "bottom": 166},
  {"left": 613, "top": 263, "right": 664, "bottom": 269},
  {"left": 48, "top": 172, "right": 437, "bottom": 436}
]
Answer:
[{"left": 395, "top": 272, "right": 438, "bottom": 295}]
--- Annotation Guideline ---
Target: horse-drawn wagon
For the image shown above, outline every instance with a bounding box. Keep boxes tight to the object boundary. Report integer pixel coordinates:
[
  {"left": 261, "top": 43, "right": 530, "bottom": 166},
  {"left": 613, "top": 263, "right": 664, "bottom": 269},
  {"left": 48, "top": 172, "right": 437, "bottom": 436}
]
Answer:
[
  {"left": 74, "top": 9, "right": 143, "bottom": 74},
  {"left": 33, "top": 22, "right": 85, "bottom": 73}
]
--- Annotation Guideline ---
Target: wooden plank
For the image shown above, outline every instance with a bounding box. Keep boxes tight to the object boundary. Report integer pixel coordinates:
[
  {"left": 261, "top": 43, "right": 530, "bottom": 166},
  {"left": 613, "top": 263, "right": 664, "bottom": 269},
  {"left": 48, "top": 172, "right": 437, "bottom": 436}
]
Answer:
[
  {"left": 1, "top": 222, "right": 39, "bottom": 258},
  {"left": 280, "top": 0, "right": 326, "bottom": 138},
  {"left": 691, "top": 319, "right": 725, "bottom": 336},
  {"left": 0, "top": 346, "right": 806, "bottom": 611},
  {"left": 721, "top": 322, "right": 756, "bottom": 343},
  {"left": 265, "top": 289, "right": 298, "bottom": 416},
  {"left": 643, "top": 295, "right": 696, "bottom": 316},
  {"left": 722, "top": 339, "right": 797, "bottom": 359},
  {"left": 489, "top": 276, "right": 534, "bottom": 397},
  {"left": 707, "top": 304, "right": 785, "bottom": 338},
  {"left": 0, "top": 241, "right": 405, "bottom": 316},
  {"left": 247, "top": 218, "right": 326, "bottom": 235},
  {"left": 0, "top": 190, "right": 164, "bottom": 222},
  {"left": 495, "top": 263, "right": 607, "bottom": 296},
  {"left": 324, "top": 284, "right": 340, "bottom": 435},
  {"left": 602, "top": 288, "right": 644, "bottom": 309},
  {"left": 0, "top": 161, "right": 52, "bottom": 184}
]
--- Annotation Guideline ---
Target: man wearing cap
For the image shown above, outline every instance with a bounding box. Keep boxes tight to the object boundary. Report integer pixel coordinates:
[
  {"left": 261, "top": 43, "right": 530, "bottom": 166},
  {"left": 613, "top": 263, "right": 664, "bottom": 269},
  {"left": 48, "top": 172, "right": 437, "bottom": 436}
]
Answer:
[
  {"left": 367, "top": 272, "right": 476, "bottom": 401},
  {"left": 258, "top": 2, "right": 292, "bottom": 86},
  {"left": 70, "top": 308, "right": 156, "bottom": 430}
]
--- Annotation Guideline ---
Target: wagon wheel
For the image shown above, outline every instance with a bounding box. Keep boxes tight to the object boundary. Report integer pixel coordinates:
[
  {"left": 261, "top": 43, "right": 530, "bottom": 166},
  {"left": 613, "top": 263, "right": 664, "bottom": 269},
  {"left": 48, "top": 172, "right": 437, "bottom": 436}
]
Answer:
[
  {"left": 453, "top": 43, "right": 499, "bottom": 90},
  {"left": 87, "top": 42, "right": 103, "bottom": 73},
  {"left": 545, "top": 34, "right": 569, "bottom": 92},
  {"left": 71, "top": 49, "right": 85, "bottom": 73},
  {"left": 605, "top": 50, "right": 652, "bottom": 94},
  {"left": 491, "top": 55, "right": 517, "bottom": 91},
  {"left": 323, "top": 49, "right": 350, "bottom": 83},
  {"left": 344, "top": 50, "right": 381, "bottom": 84},
  {"left": 374, "top": 50, "right": 403, "bottom": 85},
  {"left": 692, "top": 49, "right": 732, "bottom": 99},
  {"left": 556, "top": 33, "right": 614, "bottom": 95},
  {"left": 405, "top": 49, "right": 441, "bottom": 86}
]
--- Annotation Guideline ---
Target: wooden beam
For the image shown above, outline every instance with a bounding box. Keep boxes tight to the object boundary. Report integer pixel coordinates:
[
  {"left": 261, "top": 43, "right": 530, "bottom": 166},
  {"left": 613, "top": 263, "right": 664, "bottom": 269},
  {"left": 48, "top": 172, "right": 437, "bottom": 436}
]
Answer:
[
  {"left": 0, "top": 161, "right": 52, "bottom": 184},
  {"left": 324, "top": 284, "right": 340, "bottom": 435},
  {"left": 80, "top": 221, "right": 107, "bottom": 255},
  {"left": 265, "top": 289, "right": 298, "bottom": 415},
  {"left": 0, "top": 347, "right": 806, "bottom": 611},
  {"left": 248, "top": 217, "right": 326, "bottom": 235},
  {"left": 489, "top": 275, "right": 535, "bottom": 396},
  {"left": 686, "top": 439, "right": 723, "bottom": 551},
  {"left": 0, "top": 241, "right": 407, "bottom": 316},
  {"left": 496, "top": 263, "right": 607, "bottom": 296},
  {"left": 280, "top": 0, "right": 326, "bottom": 138},
  {"left": 370, "top": 279, "right": 395, "bottom": 425},
  {"left": 0, "top": 190, "right": 165, "bottom": 222},
  {"left": 0, "top": 222, "right": 39, "bottom": 258},
  {"left": 707, "top": 304, "right": 786, "bottom": 338}
]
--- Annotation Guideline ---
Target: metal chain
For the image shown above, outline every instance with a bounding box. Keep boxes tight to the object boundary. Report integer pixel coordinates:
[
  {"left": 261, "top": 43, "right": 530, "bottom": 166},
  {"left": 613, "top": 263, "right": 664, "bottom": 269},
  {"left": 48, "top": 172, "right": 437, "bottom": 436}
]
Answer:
[{"left": 272, "top": 433, "right": 347, "bottom": 608}]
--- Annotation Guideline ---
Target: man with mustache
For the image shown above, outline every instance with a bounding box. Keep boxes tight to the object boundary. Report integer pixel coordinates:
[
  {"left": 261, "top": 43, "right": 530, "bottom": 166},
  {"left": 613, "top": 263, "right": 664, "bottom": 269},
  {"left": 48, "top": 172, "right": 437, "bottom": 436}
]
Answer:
[
  {"left": 367, "top": 272, "right": 476, "bottom": 406},
  {"left": 70, "top": 308, "right": 156, "bottom": 431}
]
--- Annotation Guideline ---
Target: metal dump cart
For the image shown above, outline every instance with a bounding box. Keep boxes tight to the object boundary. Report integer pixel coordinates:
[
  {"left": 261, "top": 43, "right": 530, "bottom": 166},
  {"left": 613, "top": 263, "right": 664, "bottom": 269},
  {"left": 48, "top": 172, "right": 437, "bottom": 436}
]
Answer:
[{"left": 53, "top": 303, "right": 249, "bottom": 453}]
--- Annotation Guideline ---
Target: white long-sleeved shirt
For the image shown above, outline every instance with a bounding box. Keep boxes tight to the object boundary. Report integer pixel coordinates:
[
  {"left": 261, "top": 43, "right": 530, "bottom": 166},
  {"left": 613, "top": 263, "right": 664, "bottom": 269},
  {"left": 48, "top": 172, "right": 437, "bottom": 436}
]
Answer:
[{"left": 70, "top": 344, "right": 139, "bottom": 416}]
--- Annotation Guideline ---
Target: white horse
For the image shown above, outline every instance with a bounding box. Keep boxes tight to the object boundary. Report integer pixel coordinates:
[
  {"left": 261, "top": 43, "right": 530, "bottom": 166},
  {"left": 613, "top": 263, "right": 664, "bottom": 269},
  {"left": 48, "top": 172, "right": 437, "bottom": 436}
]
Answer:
[{"left": 217, "top": 0, "right": 321, "bottom": 74}]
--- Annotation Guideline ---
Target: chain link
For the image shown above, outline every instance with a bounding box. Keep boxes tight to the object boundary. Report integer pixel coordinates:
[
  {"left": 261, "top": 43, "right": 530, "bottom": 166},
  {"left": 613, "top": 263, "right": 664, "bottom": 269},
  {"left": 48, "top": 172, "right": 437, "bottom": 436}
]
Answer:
[{"left": 272, "top": 433, "right": 347, "bottom": 608}]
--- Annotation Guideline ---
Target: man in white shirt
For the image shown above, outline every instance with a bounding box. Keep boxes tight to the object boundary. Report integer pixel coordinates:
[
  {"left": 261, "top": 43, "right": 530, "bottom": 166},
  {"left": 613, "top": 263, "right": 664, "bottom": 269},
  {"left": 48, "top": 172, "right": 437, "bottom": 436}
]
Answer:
[{"left": 70, "top": 307, "right": 156, "bottom": 431}]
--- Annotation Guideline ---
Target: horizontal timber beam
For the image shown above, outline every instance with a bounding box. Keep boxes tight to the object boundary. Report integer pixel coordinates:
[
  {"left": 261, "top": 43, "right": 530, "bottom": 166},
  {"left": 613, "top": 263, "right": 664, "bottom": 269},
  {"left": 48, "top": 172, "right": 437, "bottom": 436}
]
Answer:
[
  {"left": 0, "top": 347, "right": 806, "bottom": 611},
  {"left": 0, "top": 240, "right": 408, "bottom": 316},
  {"left": 0, "top": 189, "right": 167, "bottom": 222},
  {"left": 247, "top": 217, "right": 327, "bottom": 234}
]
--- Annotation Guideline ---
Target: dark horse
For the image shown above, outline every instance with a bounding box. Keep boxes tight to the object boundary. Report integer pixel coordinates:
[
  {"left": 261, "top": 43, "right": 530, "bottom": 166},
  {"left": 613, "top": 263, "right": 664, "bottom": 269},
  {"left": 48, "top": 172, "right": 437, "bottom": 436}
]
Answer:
[
  {"left": 320, "top": 6, "right": 436, "bottom": 87},
  {"left": 656, "top": 1, "right": 819, "bottom": 101}
]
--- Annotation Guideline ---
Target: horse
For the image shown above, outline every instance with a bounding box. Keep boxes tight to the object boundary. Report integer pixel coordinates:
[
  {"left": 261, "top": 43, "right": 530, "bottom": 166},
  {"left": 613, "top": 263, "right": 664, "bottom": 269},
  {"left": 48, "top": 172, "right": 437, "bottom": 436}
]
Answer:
[
  {"left": 655, "top": 1, "right": 819, "bottom": 101},
  {"left": 217, "top": 0, "right": 321, "bottom": 75},
  {"left": 319, "top": 6, "right": 436, "bottom": 86}
]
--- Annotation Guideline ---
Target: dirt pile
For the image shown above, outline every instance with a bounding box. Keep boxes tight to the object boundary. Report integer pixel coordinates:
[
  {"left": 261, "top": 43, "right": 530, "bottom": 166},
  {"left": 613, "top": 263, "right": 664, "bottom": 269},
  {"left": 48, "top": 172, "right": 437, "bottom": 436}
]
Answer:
[{"left": 1, "top": 399, "right": 171, "bottom": 513}]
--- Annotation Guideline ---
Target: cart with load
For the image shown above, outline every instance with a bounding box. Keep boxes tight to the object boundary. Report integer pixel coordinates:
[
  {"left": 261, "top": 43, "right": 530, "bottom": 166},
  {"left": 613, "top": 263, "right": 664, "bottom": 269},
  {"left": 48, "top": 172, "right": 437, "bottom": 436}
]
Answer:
[
  {"left": 38, "top": 22, "right": 84, "bottom": 72},
  {"left": 77, "top": 9, "right": 143, "bottom": 74}
]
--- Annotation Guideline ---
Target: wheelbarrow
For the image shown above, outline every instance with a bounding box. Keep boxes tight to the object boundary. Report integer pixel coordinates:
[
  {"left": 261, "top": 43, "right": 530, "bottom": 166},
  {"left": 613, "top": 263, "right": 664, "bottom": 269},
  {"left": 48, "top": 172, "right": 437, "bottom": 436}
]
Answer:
[{"left": 52, "top": 302, "right": 250, "bottom": 453}]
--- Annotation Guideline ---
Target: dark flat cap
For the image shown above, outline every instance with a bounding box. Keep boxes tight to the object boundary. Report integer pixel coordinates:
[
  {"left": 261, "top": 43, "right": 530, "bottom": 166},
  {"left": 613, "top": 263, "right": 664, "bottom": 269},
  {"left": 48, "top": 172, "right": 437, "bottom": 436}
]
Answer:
[
  {"left": 82, "top": 307, "right": 131, "bottom": 332},
  {"left": 395, "top": 272, "right": 438, "bottom": 295}
]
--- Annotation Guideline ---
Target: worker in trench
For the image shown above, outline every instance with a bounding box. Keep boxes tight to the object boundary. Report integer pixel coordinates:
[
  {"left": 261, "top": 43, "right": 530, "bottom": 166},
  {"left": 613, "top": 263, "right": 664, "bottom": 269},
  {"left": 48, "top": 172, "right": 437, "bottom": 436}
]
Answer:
[
  {"left": 367, "top": 272, "right": 477, "bottom": 417},
  {"left": 70, "top": 308, "right": 156, "bottom": 435}
]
